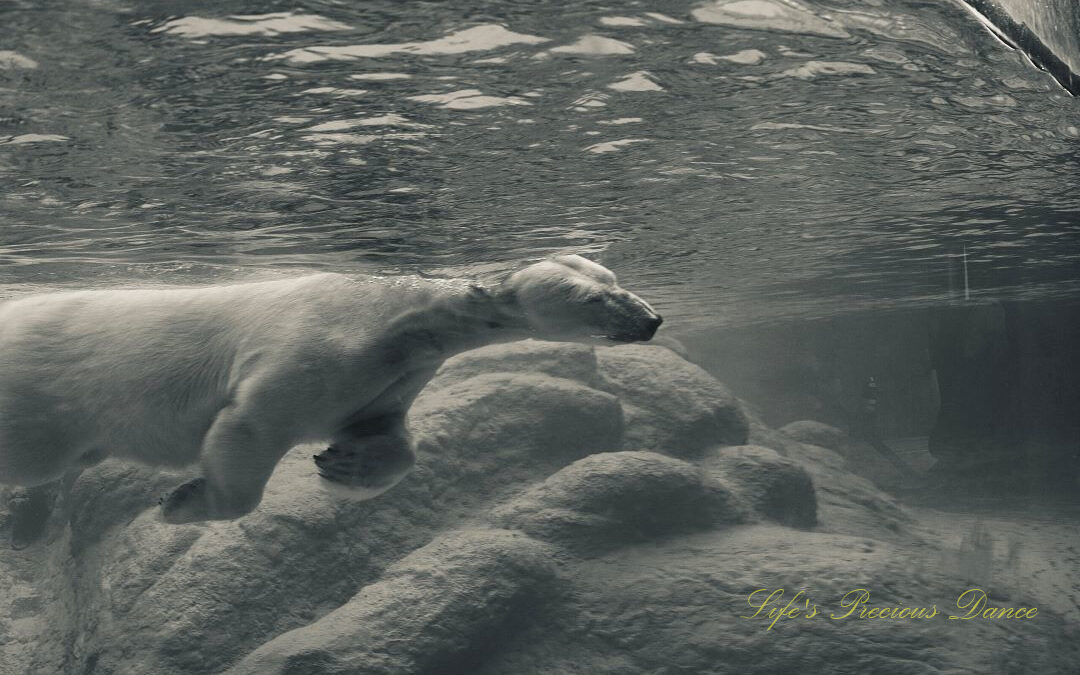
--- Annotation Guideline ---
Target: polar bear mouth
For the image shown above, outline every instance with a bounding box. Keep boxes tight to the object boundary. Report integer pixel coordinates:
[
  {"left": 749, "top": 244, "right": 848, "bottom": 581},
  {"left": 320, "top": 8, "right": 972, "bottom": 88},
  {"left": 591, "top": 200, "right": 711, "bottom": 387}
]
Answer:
[
  {"left": 599, "top": 330, "right": 654, "bottom": 344},
  {"left": 603, "top": 318, "right": 662, "bottom": 343}
]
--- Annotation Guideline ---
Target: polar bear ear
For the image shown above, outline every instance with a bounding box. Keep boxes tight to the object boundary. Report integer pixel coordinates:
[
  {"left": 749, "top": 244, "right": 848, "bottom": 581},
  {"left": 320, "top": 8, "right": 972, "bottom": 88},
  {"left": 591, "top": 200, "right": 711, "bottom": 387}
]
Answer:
[
  {"left": 466, "top": 283, "right": 495, "bottom": 304},
  {"left": 487, "top": 281, "right": 518, "bottom": 309},
  {"left": 468, "top": 279, "right": 520, "bottom": 320}
]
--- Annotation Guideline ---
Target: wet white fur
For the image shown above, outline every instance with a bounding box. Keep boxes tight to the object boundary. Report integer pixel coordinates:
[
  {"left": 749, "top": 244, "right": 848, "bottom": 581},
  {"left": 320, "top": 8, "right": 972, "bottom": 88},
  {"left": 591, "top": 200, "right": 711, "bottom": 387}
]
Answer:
[{"left": 0, "top": 255, "right": 660, "bottom": 522}]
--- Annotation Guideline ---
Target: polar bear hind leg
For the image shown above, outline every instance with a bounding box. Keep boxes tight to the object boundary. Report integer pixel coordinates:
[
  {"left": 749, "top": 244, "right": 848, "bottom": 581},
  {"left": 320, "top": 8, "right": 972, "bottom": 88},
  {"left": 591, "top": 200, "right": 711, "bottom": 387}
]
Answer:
[
  {"left": 2, "top": 418, "right": 101, "bottom": 548},
  {"left": 8, "top": 482, "right": 58, "bottom": 549},
  {"left": 7, "top": 467, "right": 85, "bottom": 549}
]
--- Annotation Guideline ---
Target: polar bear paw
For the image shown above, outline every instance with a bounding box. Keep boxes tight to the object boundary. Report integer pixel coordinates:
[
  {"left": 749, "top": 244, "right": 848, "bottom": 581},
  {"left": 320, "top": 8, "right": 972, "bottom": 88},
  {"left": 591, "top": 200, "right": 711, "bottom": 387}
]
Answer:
[
  {"left": 313, "top": 434, "right": 415, "bottom": 501},
  {"left": 159, "top": 477, "right": 207, "bottom": 524}
]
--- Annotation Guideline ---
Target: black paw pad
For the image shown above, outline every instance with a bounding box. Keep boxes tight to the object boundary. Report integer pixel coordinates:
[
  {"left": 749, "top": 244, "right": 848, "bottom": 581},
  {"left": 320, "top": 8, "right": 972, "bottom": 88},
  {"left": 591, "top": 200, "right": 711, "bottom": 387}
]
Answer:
[
  {"left": 161, "top": 478, "right": 205, "bottom": 509},
  {"left": 314, "top": 446, "right": 384, "bottom": 485}
]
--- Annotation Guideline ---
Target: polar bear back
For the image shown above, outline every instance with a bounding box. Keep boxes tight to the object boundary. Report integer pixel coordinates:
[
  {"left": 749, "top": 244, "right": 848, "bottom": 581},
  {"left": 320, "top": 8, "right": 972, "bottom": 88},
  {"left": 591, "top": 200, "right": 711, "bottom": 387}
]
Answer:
[{"left": 0, "top": 273, "right": 400, "bottom": 472}]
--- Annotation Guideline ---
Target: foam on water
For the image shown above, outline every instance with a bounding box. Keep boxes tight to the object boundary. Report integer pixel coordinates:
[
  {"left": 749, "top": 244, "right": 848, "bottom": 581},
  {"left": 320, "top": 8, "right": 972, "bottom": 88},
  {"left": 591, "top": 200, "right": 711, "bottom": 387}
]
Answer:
[
  {"left": 549, "top": 35, "right": 636, "bottom": 55},
  {"left": 272, "top": 24, "right": 548, "bottom": 65},
  {"left": 0, "top": 51, "right": 38, "bottom": 69},
  {"left": 1, "top": 134, "right": 69, "bottom": 144},
  {"left": 301, "top": 133, "right": 427, "bottom": 146},
  {"left": 777, "top": 60, "right": 876, "bottom": 79},
  {"left": 348, "top": 73, "right": 412, "bottom": 81},
  {"left": 726, "top": 49, "right": 769, "bottom": 64},
  {"left": 297, "top": 87, "right": 369, "bottom": 97},
  {"left": 151, "top": 12, "right": 351, "bottom": 38},
  {"left": 407, "top": 89, "right": 532, "bottom": 110},
  {"left": 608, "top": 71, "right": 664, "bottom": 92},
  {"left": 643, "top": 13, "right": 685, "bottom": 25},
  {"left": 599, "top": 17, "right": 647, "bottom": 28},
  {"left": 692, "top": 0, "right": 849, "bottom": 38},
  {"left": 585, "top": 138, "right": 650, "bottom": 154},
  {"left": 306, "top": 115, "right": 430, "bottom": 132}
]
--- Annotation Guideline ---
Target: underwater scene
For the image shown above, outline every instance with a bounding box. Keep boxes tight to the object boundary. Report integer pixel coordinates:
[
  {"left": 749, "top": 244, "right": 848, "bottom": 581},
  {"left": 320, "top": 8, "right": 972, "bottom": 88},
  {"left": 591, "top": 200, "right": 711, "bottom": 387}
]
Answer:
[{"left": 1, "top": 0, "right": 1079, "bottom": 672}]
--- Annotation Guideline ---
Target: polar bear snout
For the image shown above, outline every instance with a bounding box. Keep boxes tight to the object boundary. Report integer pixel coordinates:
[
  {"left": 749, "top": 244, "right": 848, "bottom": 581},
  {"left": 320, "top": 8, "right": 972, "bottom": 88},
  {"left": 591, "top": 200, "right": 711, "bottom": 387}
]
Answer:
[
  {"left": 607, "top": 317, "right": 662, "bottom": 343},
  {"left": 640, "top": 314, "right": 664, "bottom": 340},
  {"left": 607, "top": 290, "right": 663, "bottom": 342}
]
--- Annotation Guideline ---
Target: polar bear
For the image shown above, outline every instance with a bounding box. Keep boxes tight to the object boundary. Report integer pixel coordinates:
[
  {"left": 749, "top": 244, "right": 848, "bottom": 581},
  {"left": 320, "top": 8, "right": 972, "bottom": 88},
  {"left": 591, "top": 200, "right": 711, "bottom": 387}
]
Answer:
[{"left": 0, "top": 254, "right": 661, "bottom": 546}]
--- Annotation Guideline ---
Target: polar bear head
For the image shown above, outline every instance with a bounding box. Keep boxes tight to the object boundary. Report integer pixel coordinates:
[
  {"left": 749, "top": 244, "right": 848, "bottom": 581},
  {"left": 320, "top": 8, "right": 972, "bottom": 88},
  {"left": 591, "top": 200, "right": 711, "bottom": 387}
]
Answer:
[{"left": 499, "top": 254, "right": 662, "bottom": 343}]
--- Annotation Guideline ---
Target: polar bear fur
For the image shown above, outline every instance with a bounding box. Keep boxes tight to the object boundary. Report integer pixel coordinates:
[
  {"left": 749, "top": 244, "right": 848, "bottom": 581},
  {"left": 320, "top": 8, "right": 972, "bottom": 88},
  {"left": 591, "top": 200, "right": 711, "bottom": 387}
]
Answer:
[{"left": 0, "top": 255, "right": 661, "bottom": 536}]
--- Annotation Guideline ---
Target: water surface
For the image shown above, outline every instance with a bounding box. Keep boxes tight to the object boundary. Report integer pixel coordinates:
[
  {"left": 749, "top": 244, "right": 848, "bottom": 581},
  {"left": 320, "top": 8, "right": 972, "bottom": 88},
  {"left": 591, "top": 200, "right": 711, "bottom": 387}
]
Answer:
[{"left": 1, "top": 0, "right": 1077, "bottom": 329}]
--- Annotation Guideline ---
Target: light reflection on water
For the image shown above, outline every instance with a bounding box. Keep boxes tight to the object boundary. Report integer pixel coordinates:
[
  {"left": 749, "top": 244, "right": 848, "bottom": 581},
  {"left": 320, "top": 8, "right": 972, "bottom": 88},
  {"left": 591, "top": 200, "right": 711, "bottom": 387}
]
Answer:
[{"left": 0, "top": 0, "right": 1077, "bottom": 328}]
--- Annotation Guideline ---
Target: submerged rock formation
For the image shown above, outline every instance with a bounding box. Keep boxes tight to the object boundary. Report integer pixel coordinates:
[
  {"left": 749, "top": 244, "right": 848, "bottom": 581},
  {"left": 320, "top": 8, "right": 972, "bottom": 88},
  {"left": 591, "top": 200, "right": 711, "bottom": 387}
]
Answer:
[
  {"left": 490, "top": 451, "right": 747, "bottom": 556},
  {"left": 1, "top": 341, "right": 1075, "bottom": 674},
  {"left": 228, "top": 528, "right": 557, "bottom": 675},
  {"left": 703, "top": 445, "right": 817, "bottom": 529}
]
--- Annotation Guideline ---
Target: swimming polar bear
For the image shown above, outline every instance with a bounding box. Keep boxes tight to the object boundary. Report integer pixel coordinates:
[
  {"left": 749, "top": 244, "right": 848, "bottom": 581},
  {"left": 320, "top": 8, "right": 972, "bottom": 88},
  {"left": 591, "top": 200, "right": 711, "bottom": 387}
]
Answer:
[{"left": 0, "top": 255, "right": 661, "bottom": 545}]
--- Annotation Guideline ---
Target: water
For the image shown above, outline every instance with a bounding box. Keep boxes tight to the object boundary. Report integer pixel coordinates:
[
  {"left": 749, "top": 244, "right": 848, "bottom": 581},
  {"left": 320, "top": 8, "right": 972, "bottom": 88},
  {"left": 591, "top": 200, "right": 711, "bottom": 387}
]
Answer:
[{"left": 1, "top": 0, "right": 1078, "bottom": 330}]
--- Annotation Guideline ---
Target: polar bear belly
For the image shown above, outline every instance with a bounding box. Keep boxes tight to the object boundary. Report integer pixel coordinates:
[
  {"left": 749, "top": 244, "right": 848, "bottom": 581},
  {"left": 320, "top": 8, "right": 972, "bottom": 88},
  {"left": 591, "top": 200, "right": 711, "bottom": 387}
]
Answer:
[{"left": 95, "top": 400, "right": 222, "bottom": 467}]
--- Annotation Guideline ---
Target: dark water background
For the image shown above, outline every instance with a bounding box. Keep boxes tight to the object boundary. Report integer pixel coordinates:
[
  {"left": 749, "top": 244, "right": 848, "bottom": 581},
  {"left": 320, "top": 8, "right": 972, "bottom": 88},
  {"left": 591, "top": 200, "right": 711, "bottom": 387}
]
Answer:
[{"left": 1, "top": 0, "right": 1078, "bottom": 330}]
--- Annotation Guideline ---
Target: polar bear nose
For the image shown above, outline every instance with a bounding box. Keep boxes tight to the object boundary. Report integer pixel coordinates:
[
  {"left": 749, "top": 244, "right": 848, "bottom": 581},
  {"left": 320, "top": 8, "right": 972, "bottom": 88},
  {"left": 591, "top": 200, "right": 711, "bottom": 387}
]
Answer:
[{"left": 642, "top": 315, "right": 663, "bottom": 339}]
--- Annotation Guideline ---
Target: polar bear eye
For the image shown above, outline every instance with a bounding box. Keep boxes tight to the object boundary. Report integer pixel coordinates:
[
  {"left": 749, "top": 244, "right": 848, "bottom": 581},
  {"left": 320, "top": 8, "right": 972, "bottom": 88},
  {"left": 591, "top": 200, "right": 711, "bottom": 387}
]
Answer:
[{"left": 586, "top": 295, "right": 606, "bottom": 304}]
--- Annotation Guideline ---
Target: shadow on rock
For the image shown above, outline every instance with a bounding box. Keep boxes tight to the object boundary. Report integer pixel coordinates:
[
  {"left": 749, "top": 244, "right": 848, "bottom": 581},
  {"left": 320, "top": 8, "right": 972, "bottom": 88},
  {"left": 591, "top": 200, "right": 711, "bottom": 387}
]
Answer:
[
  {"left": 227, "top": 529, "right": 557, "bottom": 675},
  {"left": 492, "top": 451, "right": 748, "bottom": 556},
  {"left": 703, "top": 445, "right": 817, "bottom": 529}
]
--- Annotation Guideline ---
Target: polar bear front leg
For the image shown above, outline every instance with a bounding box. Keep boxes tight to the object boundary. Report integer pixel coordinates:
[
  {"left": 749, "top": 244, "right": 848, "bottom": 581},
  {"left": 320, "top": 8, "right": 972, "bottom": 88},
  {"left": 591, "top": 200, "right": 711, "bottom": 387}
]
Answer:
[
  {"left": 160, "top": 405, "right": 293, "bottom": 524},
  {"left": 314, "top": 415, "right": 416, "bottom": 500}
]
